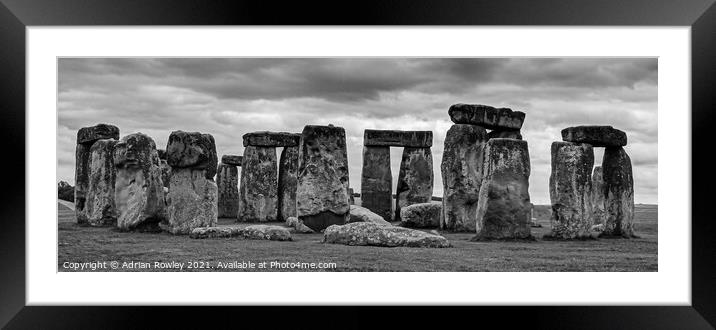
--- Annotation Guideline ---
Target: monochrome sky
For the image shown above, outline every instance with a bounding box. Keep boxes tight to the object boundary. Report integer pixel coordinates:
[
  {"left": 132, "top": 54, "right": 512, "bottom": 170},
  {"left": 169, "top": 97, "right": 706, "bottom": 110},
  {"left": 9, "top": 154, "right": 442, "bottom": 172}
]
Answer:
[{"left": 57, "top": 58, "right": 658, "bottom": 204}]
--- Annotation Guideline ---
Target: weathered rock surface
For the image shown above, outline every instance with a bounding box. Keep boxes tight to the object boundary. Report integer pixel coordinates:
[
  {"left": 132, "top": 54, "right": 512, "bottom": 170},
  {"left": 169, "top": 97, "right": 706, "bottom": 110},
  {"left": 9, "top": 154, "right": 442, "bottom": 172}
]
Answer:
[
  {"left": 488, "top": 129, "right": 522, "bottom": 140},
  {"left": 395, "top": 147, "right": 434, "bottom": 221},
  {"left": 323, "top": 222, "right": 450, "bottom": 248},
  {"left": 475, "top": 138, "right": 532, "bottom": 240},
  {"left": 113, "top": 133, "right": 167, "bottom": 231},
  {"left": 561, "top": 126, "right": 627, "bottom": 147},
  {"left": 217, "top": 163, "right": 239, "bottom": 218},
  {"left": 400, "top": 201, "right": 442, "bottom": 228},
  {"left": 166, "top": 168, "right": 218, "bottom": 234},
  {"left": 363, "top": 129, "right": 433, "bottom": 147},
  {"left": 591, "top": 166, "right": 606, "bottom": 227},
  {"left": 547, "top": 142, "right": 595, "bottom": 239},
  {"left": 296, "top": 125, "right": 351, "bottom": 231},
  {"left": 157, "top": 149, "right": 166, "bottom": 160},
  {"left": 158, "top": 159, "right": 171, "bottom": 189},
  {"left": 243, "top": 131, "right": 301, "bottom": 147},
  {"left": 360, "top": 146, "right": 393, "bottom": 221},
  {"left": 440, "top": 124, "right": 486, "bottom": 232},
  {"left": 286, "top": 216, "right": 315, "bottom": 233},
  {"left": 601, "top": 147, "right": 635, "bottom": 237},
  {"left": 84, "top": 139, "right": 118, "bottom": 226},
  {"left": 448, "top": 104, "right": 525, "bottom": 130},
  {"left": 348, "top": 188, "right": 355, "bottom": 205},
  {"left": 238, "top": 146, "right": 278, "bottom": 222},
  {"left": 278, "top": 146, "right": 299, "bottom": 221},
  {"left": 165, "top": 130, "right": 218, "bottom": 179},
  {"left": 348, "top": 205, "right": 392, "bottom": 226},
  {"left": 221, "top": 155, "right": 243, "bottom": 166},
  {"left": 77, "top": 123, "right": 120, "bottom": 145},
  {"left": 190, "top": 226, "right": 243, "bottom": 239},
  {"left": 242, "top": 225, "right": 292, "bottom": 241}
]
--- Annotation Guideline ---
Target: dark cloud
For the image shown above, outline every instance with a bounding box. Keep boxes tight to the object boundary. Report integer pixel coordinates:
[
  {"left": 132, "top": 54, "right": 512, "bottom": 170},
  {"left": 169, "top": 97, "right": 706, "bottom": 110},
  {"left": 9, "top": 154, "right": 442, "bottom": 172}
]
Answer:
[{"left": 57, "top": 57, "right": 658, "bottom": 204}]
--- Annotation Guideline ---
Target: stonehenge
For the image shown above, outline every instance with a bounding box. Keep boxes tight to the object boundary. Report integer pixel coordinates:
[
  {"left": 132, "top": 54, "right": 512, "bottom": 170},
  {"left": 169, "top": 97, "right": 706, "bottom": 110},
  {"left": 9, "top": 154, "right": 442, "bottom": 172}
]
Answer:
[
  {"left": 441, "top": 104, "right": 530, "bottom": 239},
  {"left": 74, "top": 124, "right": 120, "bottom": 225},
  {"left": 548, "top": 126, "right": 635, "bottom": 238},
  {"left": 238, "top": 131, "right": 300, "bottom": 222},
  {"left": 474, "top": 138, "right": 532, "bottom": 240},
  {"left": 360, "top": 129, "right": 433, "bottom": 222},
  {"left": 113, "top": 133, "right": 167, "bottom": 231},
  {"left": 84, "top": 139, "right": 119, "bottom": 226},
  {"left": 217, "top": 154, "right": 242, "bottom": 218},
  {"left": 296, "top": 125, "right": 351, "bottom": 231},
  {"left": 165, "top": 131, "right": 218, "bottom": 234}
]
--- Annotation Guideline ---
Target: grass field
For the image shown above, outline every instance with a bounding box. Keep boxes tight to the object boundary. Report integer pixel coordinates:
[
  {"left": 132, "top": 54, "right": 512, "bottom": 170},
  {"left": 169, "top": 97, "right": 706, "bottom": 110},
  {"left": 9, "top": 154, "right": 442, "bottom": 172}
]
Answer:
[{"left": 58, "top": 203, "right": 657, "bottom": 272}]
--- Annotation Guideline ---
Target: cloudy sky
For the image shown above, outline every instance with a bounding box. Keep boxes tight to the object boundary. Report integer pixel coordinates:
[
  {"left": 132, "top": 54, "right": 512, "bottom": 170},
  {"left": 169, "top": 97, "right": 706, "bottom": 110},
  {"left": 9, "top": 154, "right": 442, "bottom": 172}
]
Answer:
[{"left": 57, "top": 58, "right": 657, "bottom": 204}]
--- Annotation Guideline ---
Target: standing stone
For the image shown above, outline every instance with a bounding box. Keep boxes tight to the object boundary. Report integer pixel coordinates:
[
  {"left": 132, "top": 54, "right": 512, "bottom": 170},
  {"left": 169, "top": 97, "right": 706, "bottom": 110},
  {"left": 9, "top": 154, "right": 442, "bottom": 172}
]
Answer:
[
  {"left": 395, "top": 147, "right": 434, "bottom": 221},
  {"left": 440, "top": 124, "right": 487, "bottom": 232},
  {"left": 547, "top": 142, "right": 595, "bottom": 239},
  {"left": 74, "top": 124, "right": 119, "bottom": 225},
  {"left": 84, "top": 139, "right": 118, "bottom": 226},
  {"left": 474, "top": 138, "right": 531, "bottom": 240},
  {"left": 296, "top": 125, "right": 350, "bottom": 232},
  {"left": 592, "top": 166, "right": 606, "bottom": 226},
  {"left": 348, "top": 188, "right": 355, "bottom": 205},
  {"left": 238, "top": 146, "right": 278, "bottom": 222},
  {"left": 601, "top": 147, "right": 635, "bottom": 237},
  {"left": 361, "top": 146, "right": 393, "bottom": 221},
  {"left": 113, "top": 133, "right": 167, "bottom": 231},
  {"left": 278, "top": 146, "right": 299, "bottom": 221},
  {"left": 165, "top": 131, "right": 218, "bottom": 234},
  {"left": 217, "top": 162, "right": 239, "bottom": 218}
]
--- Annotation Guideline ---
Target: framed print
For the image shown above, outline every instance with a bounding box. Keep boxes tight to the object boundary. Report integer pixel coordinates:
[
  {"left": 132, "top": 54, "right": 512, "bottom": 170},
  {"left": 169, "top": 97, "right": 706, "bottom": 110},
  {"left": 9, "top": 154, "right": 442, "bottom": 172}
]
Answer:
[{"left": 1, "top": 0, "right": 715, "bottom": 328}]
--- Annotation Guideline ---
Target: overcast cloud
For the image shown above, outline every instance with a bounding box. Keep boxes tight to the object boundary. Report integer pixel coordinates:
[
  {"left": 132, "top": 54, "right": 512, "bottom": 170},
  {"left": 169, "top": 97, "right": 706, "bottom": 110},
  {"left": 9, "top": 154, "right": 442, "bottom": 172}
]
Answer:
[{"left": 57, "top": 58, "right": 657, "bottom": 204}]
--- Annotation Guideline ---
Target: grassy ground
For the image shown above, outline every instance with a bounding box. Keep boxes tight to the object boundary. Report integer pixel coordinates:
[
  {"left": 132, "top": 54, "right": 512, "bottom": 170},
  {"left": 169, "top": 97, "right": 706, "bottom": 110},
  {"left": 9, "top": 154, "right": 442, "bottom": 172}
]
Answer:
[{"left": 58, "top": 203, "right": 657, "bottom": 272}]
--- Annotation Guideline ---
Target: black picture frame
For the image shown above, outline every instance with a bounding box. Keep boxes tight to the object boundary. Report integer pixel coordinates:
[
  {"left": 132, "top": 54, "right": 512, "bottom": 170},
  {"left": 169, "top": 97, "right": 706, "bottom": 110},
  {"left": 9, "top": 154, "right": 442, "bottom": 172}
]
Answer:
[{"left": 1, "top": 0, "right": 714, "bottom": 328}]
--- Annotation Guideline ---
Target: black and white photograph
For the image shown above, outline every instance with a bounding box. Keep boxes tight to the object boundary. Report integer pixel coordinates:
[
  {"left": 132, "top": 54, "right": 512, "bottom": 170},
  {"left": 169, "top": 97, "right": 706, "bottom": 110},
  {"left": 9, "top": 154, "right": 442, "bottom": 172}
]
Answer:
[{"left": 57, "top": 57, "right": 658, "bottom": 272}]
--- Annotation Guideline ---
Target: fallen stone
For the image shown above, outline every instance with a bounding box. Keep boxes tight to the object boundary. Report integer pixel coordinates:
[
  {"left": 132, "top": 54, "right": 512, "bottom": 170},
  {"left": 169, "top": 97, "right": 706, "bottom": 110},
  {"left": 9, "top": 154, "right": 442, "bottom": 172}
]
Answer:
[
  {"left": 286, "top": 216, "right": 316, "bottom": 233},
  {"left": 547, "top": 142, "right": 595, "bottom": 239},
  {"left": 323, "top": 222, "right": 450, "bottom": 248},
  {"left": 475, "top": 138, "right": 532, "bottom": 240},
  {"left": 243, "top": 131, "right": 301, "bottom": 147},
  {"left": 238, "top": 146, "right": 278, "bottom": 222},
  {"left": 296, "top": 125, "right": 351, "bottom": 231},
  {"left": 348, "top": 205, "right": 392, "bottom": 226},
  {"left": 242, "top": 225, "right": 292, "bottom": 241},
  {"left": 561, "top": 125, "right": 627, "bottom": 147},
  {"left": 278, "top": 146, "right": 299, "bottom": 221},
  {"left": 166, "top": 168, "right": 218, "bottom": 234},
  {"left": 217, "top": 163, "right": 239, "bottom": 218},
  {"left": 395, "top": 147, "right": 434, "bottom": 221},
  {"left": 77, "top": 123, "right": 120, "bottom": 145},
  {"left": 113, "top": 133, "right": 167, "bottom": 231},
  {"left": 165, "top": 130, "right": 218, "bottom": 179},
  {"left": 487, "top": 129, "right": 522, "bottom": 140},
  {"left": 190, "top": 226, "right": 243, "bottom": 239},
  {"left": 601, "top": 147, "right": 635, "bottom": 237},
  {"left": 84, "top": 139, "right": 118, "bottom": 226},
  {"left": 363, "top": 129, "right": 433, "bottom": 147},
  {"left": 591, "top": 166, "right": 606, "bottom": 226},
  {"left": 360, "top": 146, "right": 393, "bottom": 221},
  {"left": 400, "top": 201, "right": 441, "bottom": 228},
  {"left": 440, "top": 124, "right": 487, "bottom": 232},
  {"left": 221, "top": 155, "right": 243, "bottom": 166},
  {"left": 448, "top": 104, "right": 525, "bottom": 130}
]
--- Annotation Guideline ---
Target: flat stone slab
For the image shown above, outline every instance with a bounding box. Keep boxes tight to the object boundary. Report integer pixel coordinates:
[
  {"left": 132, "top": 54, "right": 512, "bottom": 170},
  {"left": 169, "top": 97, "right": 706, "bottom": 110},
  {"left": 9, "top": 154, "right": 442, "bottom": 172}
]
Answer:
[
  {"left": 221, "top": 155, "right": 243, "bottom": 166},
  {"left": 323, "top": 222, "right": 450, "bottom": 248},
  {"left": 561, "top": 126, "right": 627, "bottom": 147},
  {"left": 189, "top": 225, "right": 292, "bottom": 241},
  {"left": 400, "top": 201, "right": 441, "bottom": 228},
  {"left": 448, "top": 104, "right": 525, "bottom": 130},
  {"left": 77, "top": 124, "right": 120, "bottom": 144},
  {"left": 348, "top": 205, "right": 392, "bottom": 226},
  {"left": 243, "top": 132, "right": 301, "bottom": 147},
  {"left": 363, "top": 130, "right": 433, "bottom": 147}
]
